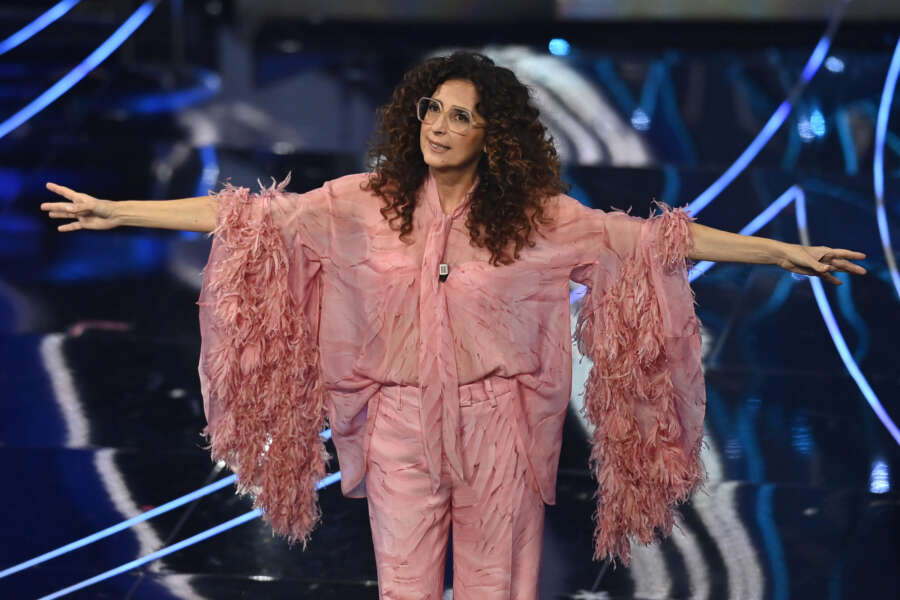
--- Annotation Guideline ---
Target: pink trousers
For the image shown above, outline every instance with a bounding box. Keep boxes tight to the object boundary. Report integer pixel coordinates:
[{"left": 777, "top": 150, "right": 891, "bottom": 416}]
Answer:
[{"left": 364, "top": 377, "right": 546, "bottom": 599}]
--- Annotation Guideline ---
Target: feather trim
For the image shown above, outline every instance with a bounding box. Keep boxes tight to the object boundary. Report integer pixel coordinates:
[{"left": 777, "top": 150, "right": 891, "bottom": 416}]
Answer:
[
  {"left": 574, "top": 202, "right": 708, "bottom": 569},
  {"left": 197, "top": 174, "right": 328, "bottom": 548}
]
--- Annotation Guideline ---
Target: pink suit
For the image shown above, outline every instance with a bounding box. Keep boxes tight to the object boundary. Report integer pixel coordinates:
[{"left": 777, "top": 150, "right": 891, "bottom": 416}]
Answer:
[{"left": 196, "top": 171, "right": 708, "bottom": 596}]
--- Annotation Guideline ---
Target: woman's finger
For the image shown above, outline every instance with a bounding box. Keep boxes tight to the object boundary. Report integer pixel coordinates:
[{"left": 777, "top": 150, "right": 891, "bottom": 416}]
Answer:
[
  {"left": 58, "top": 221, "right": 81, "bottom": 232},
  {"left": 800, "top": 263, "right": 842, "bottom": 284},
  {"left": 828, "top": 258, "right": 867, "bottom": 274},
  {"left": 821, "top": 271, "right": 842, "bottom": 285},
  {"left": 836, "top": 249, "right": 866, "bottom": 259},
  {"left": 46, "top": 182, "right": 79, "bottom": 199},
  {"left": 821, "top": 248, "right": 866, "bottom": 261},
  {"left": 40, "top": 202, "right": 76, "bottom": 212},
  {"left": 46, "top": 182, "right": 94, "bottom": 206},
  {"left": 789, "top": 264, "right": 818, "bottom": 277},
  {"left": 42, "top": 203, "right": 93, "bottom": 217},
  {"left": 817, "top": 254, "right": 867, "bottom": 274}
]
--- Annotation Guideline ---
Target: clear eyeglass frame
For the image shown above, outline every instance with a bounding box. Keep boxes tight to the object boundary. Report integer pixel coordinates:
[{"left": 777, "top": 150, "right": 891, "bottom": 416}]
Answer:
[{"left": 416, "top": 97, "right": 484, "bottom": 135}]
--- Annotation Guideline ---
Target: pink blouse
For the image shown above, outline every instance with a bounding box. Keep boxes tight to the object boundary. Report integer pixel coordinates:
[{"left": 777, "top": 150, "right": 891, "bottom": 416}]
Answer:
[{"left": 197, "top": 170, "right": 707, "bottom": 567}]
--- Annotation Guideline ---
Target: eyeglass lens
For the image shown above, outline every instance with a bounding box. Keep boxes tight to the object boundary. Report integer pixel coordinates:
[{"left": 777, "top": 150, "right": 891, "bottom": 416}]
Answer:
[{"left": 417, "top": 98, "right": 473, "bottom": 134}]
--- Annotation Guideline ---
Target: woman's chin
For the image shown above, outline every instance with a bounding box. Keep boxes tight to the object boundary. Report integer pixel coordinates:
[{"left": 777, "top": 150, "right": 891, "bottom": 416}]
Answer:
[{"left": 424, "top": 155, "right": 453, "bottom": 169}]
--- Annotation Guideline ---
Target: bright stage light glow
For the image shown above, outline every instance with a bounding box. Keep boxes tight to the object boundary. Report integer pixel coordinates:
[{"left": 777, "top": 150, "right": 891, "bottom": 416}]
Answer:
[{"left": 548, "top": 38, "right": 571, "bottom": 56}]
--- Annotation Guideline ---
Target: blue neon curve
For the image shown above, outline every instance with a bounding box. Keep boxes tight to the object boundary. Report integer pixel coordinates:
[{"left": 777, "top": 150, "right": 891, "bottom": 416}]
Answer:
[
  {"left": 0, "top": 0, "right": 157, "bottom": 140},
  {"left": 0, "top": 475, "right": 236, "bottom": 579},
  {"left": 0, "top": 0, "right": 80, "bottom": 56},
  {"left": 689, "top": 185, "right": 799, "bottom": 282},
  {"left": 794, "top": 194, "right": 900, "bottom": 446},
  {"left": 0, "top": 427, "right": 333, "bottom": 578},
  {"left": 686, "top": 1, "right": 847, "bottom": 218},
  {"left": 873, "top": 37, "right": 900, "bottom": 301},
  {"left": 37, "top": 471, "right": 342, "bottom": 600},
  {"left": 687, "top": 100, "right": 794, "bottom": 217},
  {"left": 38, "top": 510, "right": 261, "bottom": 600},
  {"left": 689, "top": 185, "right": 900, "bottom": 447}
]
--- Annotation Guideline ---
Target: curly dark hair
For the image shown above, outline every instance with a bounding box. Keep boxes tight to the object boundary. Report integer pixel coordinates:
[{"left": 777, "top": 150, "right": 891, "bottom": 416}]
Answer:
[{"left": 362, "top": 51, "right": 569, "bottom": 266}]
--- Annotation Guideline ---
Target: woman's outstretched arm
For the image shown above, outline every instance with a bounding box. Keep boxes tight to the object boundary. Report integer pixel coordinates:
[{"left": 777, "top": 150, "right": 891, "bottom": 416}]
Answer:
[
  {"left": 687, "top": 221, "right": 867, "bottom": 285},
  {"left": 41, "top": 182, "right": 217, "bottom": 233}
]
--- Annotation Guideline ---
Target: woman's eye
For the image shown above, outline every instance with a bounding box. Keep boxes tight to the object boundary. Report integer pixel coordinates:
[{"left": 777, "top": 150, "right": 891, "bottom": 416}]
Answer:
[
  {"left": 428, "top": 102, "right": 441, "bottom": 112},
  {"left": 452, "top": 110, "right": 471, "bottom": 122}
]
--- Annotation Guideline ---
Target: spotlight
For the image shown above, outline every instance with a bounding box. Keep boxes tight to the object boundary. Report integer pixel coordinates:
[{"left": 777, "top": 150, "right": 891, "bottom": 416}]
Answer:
[
  {"left": 824, "top": 56, "right": 844, "bottom": 72},
  {"left": 548, "top": 38, "right": 570, "bottom": 57}
]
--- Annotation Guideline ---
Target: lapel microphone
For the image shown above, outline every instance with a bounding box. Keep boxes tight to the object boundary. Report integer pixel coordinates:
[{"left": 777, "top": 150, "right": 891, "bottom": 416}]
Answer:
[{"left": 439, "top": 263, "right": 449, "bottom": 282}]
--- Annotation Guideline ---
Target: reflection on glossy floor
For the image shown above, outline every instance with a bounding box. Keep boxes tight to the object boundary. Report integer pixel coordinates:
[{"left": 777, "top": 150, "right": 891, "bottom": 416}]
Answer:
[{"left": 0, "top": 6, "right": 899, "bottom": 600}]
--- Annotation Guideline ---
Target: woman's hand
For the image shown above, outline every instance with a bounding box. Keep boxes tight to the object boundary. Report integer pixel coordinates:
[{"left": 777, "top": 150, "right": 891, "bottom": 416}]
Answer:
[
  {"left": 41, "top": 182, "right": 121, "bottom": 232},
  {"left": 775, "top": 243, "right": 867, "bottom": 285}
]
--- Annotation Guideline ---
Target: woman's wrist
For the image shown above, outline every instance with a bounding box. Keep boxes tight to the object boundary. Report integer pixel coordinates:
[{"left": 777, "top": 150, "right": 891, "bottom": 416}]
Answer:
[
  {"left": 108, "top": 200, "right": 129, "bottom": 227},
  {"left": 766, "top": 238, "right": 792, "bottom": 265}
]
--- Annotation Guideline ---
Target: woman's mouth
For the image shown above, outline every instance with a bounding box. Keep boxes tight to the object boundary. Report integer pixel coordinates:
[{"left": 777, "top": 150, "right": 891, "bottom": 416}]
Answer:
[{"left": 428, "top": 140, "right": 450, "bottom": 153}]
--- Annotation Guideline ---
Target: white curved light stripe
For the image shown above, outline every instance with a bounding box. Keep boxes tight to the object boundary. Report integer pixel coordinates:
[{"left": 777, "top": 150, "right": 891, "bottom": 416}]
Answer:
[
  {"left": 527, "top": 84, "right": 604, "bottom": 163},
  {"left": 39, "top": 333, "right": 90, "bottom": 447},
  {"left": 628, "top": 543, "right": 671, "bottom": 598},
  {"left": 668, "top": 481, "right": 712, "bottom": 599},
  {"left": 496, "top": 49, "right": 652, "bottom": 165},
  {"left": 92, "top": 449, "right": 170, "bottom": 581},
  {"left": 692, "top": 481, "right": 766, "bottom": 600},
  {"left": 873, "top": 37, "right": 900, "bottom": 301}
]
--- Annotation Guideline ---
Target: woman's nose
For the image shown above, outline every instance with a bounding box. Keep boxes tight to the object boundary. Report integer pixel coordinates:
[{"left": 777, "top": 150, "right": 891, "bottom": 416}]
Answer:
[{"left": 431, "top": 110, "right": 449, "bottom": 133}]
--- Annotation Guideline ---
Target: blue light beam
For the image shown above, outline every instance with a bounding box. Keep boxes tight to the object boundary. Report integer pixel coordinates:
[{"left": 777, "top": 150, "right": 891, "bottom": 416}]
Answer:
[
  {"left": 0, "top": 476, "right": 236, "bottom": 579},
  {"left": 687, "top": 184, "right": 900, "bottom": 447},
  {"left": 0, "top": 0, "right": 158, "bottom": 140},
  {"left": 0, "top": 427, "right": 333, "bottom": 579},
  {"left": 0, "top": 0, "right": 80, "bottom": 57},
  {"left": 690, "top": 186, "right": 800, "bottom": 281},
  {"left": 39, "top": 511, "right": 259, "bottom": 600},
  {"left": 795, "top": 192, "right": 900, "bottom": 446},
  {"left": 686, "top": 1, "right": 847, "bottom": 217},
  {"left": 873, "top": 36, "right": 900, "bottom": 301},
  {"left": 37, "top": 471, "right": 343, "bottom": 600}
]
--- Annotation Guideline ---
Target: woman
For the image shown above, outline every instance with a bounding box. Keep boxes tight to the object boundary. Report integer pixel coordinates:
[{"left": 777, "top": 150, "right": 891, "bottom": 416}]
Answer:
[{"left": 42, "top": 51, "right": 866, "bottom": 599}]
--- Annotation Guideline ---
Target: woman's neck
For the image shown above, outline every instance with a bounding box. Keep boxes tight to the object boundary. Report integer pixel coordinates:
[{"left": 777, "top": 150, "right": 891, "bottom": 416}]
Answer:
[{"left": 430, "top": 166, "right": 478, "bottom": 215}]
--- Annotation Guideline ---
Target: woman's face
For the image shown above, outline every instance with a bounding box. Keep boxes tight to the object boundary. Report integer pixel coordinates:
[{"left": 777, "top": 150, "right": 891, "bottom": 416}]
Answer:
[{"left": 419, "top": 78, "right": 486, "bottom": 173}]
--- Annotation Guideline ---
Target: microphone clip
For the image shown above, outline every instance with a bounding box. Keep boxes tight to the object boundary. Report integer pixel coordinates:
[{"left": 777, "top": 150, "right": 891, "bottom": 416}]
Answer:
[{"left": 438, "top": 263, "right": 449, "bottom": 282}]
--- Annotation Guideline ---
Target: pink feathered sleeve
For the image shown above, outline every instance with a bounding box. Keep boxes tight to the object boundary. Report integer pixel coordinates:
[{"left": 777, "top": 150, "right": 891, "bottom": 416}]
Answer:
[
  {"left": 571, "top": 201, "right": 708, "bottom": 569},
  {"left": 196, "top": 173, "right": 329, "bottom": 549}
]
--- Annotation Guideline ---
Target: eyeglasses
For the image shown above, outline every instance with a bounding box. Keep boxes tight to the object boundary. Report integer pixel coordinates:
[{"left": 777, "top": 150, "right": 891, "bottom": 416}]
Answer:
[{"left": 416, "top": 97, "right": 484, "bottom": 135}]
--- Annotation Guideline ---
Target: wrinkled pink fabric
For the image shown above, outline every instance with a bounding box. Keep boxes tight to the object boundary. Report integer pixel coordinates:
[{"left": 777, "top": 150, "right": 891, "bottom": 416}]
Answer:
[
  {"left": 197, "top": 170, "right": 708, "bottom": 567},
  {"left": 366, "top": 379, "right": 545, "bottom": 599}
]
